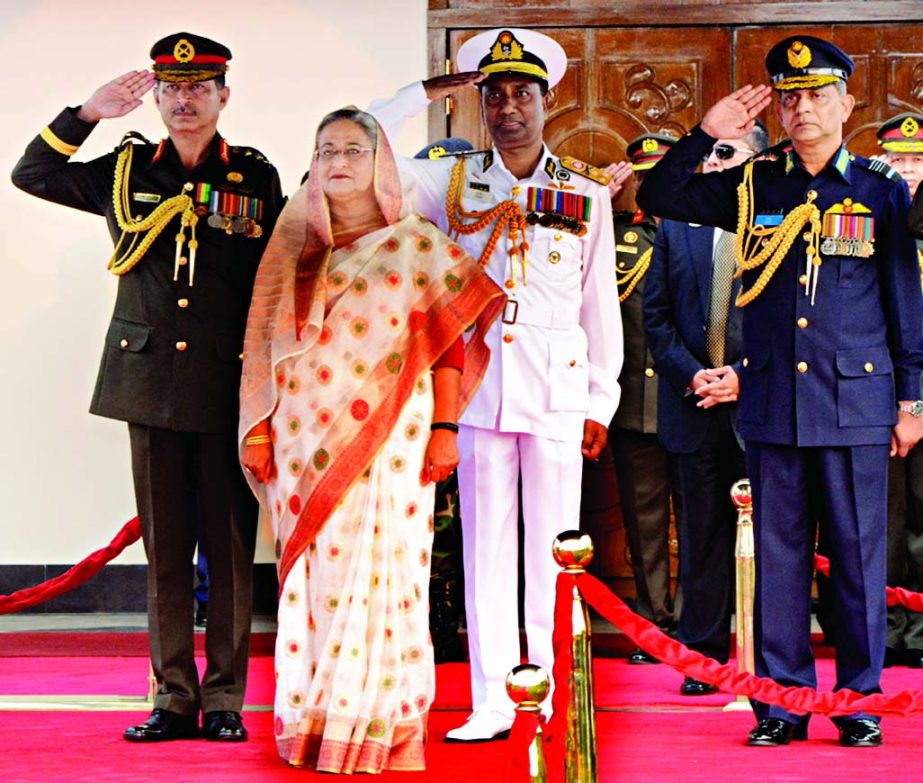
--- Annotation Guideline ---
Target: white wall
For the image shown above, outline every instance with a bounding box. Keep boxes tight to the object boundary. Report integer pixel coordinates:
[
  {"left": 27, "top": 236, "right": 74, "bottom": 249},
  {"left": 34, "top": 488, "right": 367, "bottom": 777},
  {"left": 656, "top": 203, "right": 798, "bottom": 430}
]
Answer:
[{"left": 0, "top": 0, "right": 428, "bottom": 564}]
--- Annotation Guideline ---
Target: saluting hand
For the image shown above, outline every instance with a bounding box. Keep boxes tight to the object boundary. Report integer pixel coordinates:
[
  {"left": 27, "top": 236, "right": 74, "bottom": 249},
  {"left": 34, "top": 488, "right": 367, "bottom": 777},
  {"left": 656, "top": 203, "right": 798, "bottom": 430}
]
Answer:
[
  {"left": 422, "top": 71, "right": 486, "bottom": 101},
  {"left": 77, "top": 70, "right": 156, "bottom": 123},
  {"left": 603, "top": 161, "right": 633, "bottom": 201},
  {"left": 701, "top": 84, "right": 773, "bottom": 140}
]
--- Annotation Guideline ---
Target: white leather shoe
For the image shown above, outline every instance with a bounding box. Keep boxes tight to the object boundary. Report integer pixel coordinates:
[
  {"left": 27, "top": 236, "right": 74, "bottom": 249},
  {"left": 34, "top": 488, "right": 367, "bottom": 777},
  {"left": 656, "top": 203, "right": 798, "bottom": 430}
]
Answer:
[{"left": 444, "top": 709, "right": 514, "bottom": 743}]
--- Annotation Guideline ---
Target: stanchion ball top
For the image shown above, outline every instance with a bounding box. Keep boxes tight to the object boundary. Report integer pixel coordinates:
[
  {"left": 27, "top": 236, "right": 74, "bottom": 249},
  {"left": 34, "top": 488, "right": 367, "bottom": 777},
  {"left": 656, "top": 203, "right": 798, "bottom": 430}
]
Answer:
[
  {"left": 552, "top": 530, "right": 594, "bottom": 570},
  {"left": 506, "top": 663, "right": 551, "bottom": 705},
  {"left": 730, "top": 478, "right": 752, "bottom": 508}
]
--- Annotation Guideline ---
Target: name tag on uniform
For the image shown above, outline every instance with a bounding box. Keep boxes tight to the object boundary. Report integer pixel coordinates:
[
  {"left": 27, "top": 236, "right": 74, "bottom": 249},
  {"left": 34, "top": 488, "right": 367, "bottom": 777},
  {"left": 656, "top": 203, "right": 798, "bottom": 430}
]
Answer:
[
  {"left": 465, "top": 182, "right": 492, "bottom": 203},
  {"left": 754, "top": 212, "right": 783, "bottom": 227},
  {"left": 133, "top": 192, "right": 162, "bottom": 204}
]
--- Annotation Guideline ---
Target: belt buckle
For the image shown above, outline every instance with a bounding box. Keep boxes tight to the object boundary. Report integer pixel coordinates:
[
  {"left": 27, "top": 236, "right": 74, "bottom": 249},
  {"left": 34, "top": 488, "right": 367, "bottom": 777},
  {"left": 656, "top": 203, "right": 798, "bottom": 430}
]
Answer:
[{"left": 502, "top": 299, "right": 519, "bottom": 325}]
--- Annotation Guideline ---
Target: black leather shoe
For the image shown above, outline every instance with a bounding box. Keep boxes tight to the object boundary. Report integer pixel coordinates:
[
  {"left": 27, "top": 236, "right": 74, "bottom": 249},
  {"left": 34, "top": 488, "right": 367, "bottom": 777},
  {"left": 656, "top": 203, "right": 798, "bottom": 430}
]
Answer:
[
  {"left": 124, "top": 709, "right": 200, "bottom": 742},
  {"left": 628, "top": 647, "right": 658, "bottom": 665},
  {"left": 203, "top": 710, "right": 248, "bottom": 742},
  {"left": 838, "top": 718, "right": 883, "bottom": 747},
  {"left": 680, "top": 676, "right": 719, "bottom": 696},
  {"left": 903, "top": 649, "right": 923, "bottom": 669},
  {"left": 747, "top": 718, "right": 808, "bottom": 746}
]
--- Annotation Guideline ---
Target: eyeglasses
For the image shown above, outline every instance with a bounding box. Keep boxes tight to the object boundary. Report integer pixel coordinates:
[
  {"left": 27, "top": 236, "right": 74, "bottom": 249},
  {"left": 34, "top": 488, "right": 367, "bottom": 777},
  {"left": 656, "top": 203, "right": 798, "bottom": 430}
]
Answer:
[
  {"left": 705, "top": 144, "right": 752, "bottom": 162},
  {"left": 315, "top": 146, "right": 374, "bottom": 162}
]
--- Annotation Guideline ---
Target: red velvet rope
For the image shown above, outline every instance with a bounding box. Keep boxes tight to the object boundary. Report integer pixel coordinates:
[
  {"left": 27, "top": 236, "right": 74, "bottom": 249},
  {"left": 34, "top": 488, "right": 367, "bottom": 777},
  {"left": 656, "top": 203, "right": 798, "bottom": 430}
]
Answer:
[
  {"left": 0, "top": 517, "right": 142, "bottom": 614},
  {"left": 506, "top": 711, "right": 541, "bottom": 783},
  {"left": 814, "top": 553, "right": 923, "bottom": 611},
  {"left": 570, "top": 570, "right": 923, "bottom": 717}
]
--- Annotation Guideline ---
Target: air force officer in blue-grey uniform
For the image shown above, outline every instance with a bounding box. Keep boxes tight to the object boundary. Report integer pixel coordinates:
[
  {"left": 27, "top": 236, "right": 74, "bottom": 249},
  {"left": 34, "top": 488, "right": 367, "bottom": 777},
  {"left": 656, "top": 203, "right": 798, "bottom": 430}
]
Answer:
[{"left": 637, "top": 35, "right": 923, "bottom": 748}]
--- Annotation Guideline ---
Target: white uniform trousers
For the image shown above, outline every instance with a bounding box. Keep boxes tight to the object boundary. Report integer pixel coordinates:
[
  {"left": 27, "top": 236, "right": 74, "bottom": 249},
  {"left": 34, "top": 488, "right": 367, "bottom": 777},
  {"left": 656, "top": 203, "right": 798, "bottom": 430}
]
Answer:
[{"left": 457, "top": 424, "right": 584, "bottom": 714}]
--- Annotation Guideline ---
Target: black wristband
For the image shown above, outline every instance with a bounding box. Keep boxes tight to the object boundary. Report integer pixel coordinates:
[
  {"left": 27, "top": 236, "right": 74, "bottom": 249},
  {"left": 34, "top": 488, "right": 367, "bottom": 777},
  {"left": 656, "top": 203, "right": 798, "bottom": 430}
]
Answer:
[{"left": 430, "top": 421, "right": 459, "bottom": 433}]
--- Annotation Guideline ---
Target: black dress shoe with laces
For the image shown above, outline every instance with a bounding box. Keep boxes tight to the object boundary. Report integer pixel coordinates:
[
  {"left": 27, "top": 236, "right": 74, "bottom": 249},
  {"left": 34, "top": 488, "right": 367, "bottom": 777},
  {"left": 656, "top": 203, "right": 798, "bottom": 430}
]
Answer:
[
  {"left": 628, "top": 647, "right": 658, "bottom": 665},
  {"left": 203, "top": 710, "right": 248, "bottom": 742},
  {"left": 746, "top": 718, "right": 808, "bottom": 746},
  {"left": 124, "top": 709, "right": 200, "bottom": 742},
  {"left": 680, "top": 676, "right": 719, "bottom": 696},
  {"left": 838, "top": 718, "right": 882, "bottom": 747}
]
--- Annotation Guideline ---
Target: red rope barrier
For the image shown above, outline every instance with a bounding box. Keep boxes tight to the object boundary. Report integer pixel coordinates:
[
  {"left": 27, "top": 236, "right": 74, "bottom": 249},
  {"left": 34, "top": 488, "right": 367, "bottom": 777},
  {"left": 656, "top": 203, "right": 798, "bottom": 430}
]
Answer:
[
  {"left": 505, "top": 711, "right": 542, "bottom": 783},
  {"left": 814, "top": 553, "right": 923, "bottom": 611},
  {"left": 0, "top": 516, "right": 142, "bottom": 615},
  {"left": 573, "top": 570, "right": 923, "bottom": 717}
]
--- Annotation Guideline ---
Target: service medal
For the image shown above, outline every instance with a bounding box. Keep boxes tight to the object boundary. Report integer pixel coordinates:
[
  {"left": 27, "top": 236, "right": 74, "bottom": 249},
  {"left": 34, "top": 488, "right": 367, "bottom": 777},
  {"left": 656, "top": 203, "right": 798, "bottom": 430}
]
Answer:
[{"left": 207, "top": 212, "right": 225, "bottom": 229}]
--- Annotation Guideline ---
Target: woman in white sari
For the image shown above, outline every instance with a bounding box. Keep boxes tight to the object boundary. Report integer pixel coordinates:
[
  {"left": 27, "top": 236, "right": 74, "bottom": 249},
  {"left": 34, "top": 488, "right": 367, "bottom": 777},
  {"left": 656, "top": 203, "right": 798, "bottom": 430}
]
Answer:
[{"left": 238, "top": 109, "right": 504, "bottom": 772}]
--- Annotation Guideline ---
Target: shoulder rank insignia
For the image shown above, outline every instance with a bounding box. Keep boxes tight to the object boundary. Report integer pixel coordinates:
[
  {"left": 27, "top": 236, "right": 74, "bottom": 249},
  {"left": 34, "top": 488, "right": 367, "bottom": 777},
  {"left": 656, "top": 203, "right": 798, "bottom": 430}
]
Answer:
[
  {"left": 558, "top": 156, "right": 612, "bottom": 186},
  {"left": 821, "top": 197, "right": 875, "bottom": 258},
  {"left": 482, "top": 150, "right": 494, "bottom": 171},
  {"left": 865, "top": 156, "right": 903, "bottom": 183}
]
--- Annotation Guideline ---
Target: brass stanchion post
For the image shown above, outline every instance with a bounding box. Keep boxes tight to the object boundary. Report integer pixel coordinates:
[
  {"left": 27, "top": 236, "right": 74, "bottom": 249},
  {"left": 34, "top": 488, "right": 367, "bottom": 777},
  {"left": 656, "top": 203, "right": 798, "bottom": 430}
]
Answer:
[
  {"left": 552, "top": 531, "right": 597, "bottom": 783},
  {"left": 724, "top": 478, "right": 755, "bottom": 711},
  {"left": 507, "top": 664, "right": 550, "bottom": 783}
]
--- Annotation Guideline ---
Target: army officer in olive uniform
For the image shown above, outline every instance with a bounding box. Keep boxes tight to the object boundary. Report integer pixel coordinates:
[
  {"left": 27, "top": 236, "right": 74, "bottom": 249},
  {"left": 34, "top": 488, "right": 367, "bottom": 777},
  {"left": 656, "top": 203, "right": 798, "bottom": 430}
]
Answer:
[
  {"left": 11, "top": 33, "right": 284, "bottom": 743},
  {"left": 607, "top": 133, "right": 681, "bottom": 662}
]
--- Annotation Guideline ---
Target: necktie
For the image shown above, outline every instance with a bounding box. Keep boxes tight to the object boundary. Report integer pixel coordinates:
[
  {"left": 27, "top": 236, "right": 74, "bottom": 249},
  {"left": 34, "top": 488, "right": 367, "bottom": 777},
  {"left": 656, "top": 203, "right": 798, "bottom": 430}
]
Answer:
[{"left": 706, "top": 230, "right": 737, "bottom": 367}]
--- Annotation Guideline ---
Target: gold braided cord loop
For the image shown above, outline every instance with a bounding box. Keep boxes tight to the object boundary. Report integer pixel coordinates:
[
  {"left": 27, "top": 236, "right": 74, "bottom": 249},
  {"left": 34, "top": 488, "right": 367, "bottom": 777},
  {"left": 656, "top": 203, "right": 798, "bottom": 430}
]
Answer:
[
  {"left": 616, "top": 247, "right": 652, "bottom": 303},
  {"left": 733, "top": 162, "right": 821, "bottom": 307},
  {"left": 446, "top": 157, "right": 529, "bottom": 287},
  {"left": 109, "top": 144, "right": 197, "bottom": 278}
]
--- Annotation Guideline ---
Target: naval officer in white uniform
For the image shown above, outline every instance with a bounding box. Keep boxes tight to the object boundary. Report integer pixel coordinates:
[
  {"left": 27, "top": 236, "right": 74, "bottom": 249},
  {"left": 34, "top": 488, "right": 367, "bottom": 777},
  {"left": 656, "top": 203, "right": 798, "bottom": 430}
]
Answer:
[{"left": 370, "top": 28, "right": 623, "bottom": 741}]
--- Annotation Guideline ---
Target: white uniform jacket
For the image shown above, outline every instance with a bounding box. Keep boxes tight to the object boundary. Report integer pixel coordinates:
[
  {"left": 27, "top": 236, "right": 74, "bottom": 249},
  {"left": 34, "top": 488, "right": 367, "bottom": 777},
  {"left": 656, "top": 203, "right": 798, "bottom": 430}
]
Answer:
[{"left": 370, "top": 83, "right": 622, "bottom": 442}]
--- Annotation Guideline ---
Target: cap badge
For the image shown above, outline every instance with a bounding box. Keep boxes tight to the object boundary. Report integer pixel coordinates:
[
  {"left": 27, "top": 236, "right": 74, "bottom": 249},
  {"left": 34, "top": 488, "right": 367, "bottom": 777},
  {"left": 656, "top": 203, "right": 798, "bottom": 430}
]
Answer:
[
  {"left": 641, "top": 138, "right": 658, "bottom": 153},
  {"left": 428, "top": 145, "right": 447, "bottom": 160},
  {"left": 174, "top": 39, "right": 195, "bottom": 63},
  {"left": 491, "top": 30, "right": 524, "bottom": 63},
  {"left": 787, "top": 40, "right": 812, "bottom": 69},
  {"left": 902, "top": 116, "right": 920, "bottom": 138}
]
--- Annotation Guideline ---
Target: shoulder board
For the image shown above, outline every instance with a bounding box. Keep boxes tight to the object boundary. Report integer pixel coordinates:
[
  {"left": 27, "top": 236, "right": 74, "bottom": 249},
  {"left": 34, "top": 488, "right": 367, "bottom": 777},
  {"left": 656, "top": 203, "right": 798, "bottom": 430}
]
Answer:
[
  {"left": 558, "top": 156, "right": 612, "bottom": 186},
  {"left": 230, "top": 145, "right": 272, "bottom": 165},
  {"left": 117, "top": 131, "right": 152, "bottom": 149},
  {"left": 861, "top": 156, "right": 903, "bottom": 184}
]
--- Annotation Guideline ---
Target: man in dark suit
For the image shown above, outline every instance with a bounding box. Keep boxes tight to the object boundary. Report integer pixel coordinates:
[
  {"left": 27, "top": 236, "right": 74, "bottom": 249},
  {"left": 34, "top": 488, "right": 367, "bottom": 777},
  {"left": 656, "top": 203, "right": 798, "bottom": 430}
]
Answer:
[
  {"left": 643, "top": 123, "right": 768, "bottom": 695},
  {"left": 12, "top": 33, "right": 284, "bottom": 742},
  {"left": 638, "top": 35, "right": 923, "bottom": 747}
]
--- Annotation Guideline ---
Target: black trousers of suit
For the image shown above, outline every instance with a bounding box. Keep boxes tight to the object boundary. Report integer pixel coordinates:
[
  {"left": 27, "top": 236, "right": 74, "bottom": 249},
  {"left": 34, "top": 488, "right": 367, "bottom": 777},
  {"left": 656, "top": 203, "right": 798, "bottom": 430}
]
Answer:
[
  {"left": 675, "top": 406, "right": 746, "bottom": 663},
  {"left": 129, "top": 424, "right": 258, "bottom": 716},
  {"left": 611, "top": 428, "right": 682, "bottom": 631},
  {"left": 886, "top": 444, "right": 923, "bottom": 652}
]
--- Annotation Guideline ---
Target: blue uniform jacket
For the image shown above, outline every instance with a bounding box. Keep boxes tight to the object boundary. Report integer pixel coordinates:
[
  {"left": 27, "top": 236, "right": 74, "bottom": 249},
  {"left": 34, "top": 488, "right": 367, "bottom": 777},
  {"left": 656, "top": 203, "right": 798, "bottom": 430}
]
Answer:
[
  {"left": 638, "top": 126, "right": 923, "bottom": 447},
  {"left": 643, "top": 219, "right": 742, "bottom": 453}
]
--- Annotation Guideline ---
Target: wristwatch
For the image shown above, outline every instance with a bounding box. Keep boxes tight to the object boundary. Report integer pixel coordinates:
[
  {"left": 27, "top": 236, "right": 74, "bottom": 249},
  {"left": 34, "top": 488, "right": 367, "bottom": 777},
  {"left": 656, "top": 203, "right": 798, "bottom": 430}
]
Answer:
[{"left": 898, "top": 400, "right": 923, "bottom": 417}]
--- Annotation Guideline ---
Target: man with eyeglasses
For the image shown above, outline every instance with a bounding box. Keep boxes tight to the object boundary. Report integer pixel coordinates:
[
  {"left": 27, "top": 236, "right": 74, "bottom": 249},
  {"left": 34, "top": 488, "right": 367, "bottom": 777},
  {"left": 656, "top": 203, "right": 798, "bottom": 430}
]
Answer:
[
  {"left": 369, "top": 28, "right": 622, "bottom": 742},
  {"left": 12, "top": 32, "right": 284, "bottom": 743},
  {"left": 877, "top": 112, "right": 923, "bottom": 670},
  {"left": 643, "top": 121, "right": 767, "bottom": 697},
  {"left": 597, "top": 133, "right": 682, "bottom": 667},
  {"left": 638, "top": 34, "right": 923, "bottom": 748}
]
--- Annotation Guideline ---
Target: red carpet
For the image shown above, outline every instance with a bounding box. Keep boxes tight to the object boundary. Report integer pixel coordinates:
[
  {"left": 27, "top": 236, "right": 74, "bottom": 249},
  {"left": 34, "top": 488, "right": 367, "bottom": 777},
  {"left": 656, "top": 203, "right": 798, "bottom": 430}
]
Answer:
[{"left": 2, "top": 655, "right": 923, "bottom": 781}]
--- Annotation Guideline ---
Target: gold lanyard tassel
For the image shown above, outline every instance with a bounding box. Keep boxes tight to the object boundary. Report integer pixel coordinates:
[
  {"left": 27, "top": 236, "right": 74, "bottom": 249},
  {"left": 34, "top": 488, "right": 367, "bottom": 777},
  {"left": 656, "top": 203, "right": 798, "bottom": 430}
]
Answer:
[
  {"left": 446, "top": 157, "right": 529, "bottom": 291},
  {"left": 110, "top": 143, "right": 197, "bottom": 284},
  {"left": 733, "top": 162, "right": 821, "bottom": 307}
]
